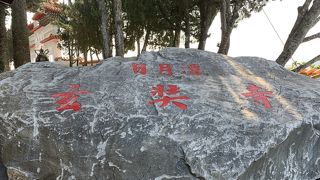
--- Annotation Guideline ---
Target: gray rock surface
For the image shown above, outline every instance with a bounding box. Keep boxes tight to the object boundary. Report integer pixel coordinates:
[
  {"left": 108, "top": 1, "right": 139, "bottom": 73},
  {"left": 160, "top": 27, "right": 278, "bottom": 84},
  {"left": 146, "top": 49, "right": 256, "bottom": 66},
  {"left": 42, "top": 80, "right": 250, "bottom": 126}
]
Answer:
[{"left": 0, "top": 48, "right": 319, "bottom": 180}]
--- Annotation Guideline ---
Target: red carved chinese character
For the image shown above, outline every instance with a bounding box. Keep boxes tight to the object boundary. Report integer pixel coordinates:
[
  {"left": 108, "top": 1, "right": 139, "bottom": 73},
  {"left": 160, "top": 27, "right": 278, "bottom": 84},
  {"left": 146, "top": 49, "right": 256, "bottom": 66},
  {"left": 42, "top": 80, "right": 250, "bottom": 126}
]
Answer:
[
  {"left": 51, "top": 84, "right": 89, "bottom": 112},
  {"left": 189, "top": 64, "right": 202, "bottom": 75},
  {"left": 149, "top": 84, "right": 189, "bottom": 110},
  {"left": 159, "top": 64, "right": 173, "bottom": 76},
  {"left": 132, "top": 63, "right": 147, "bottom": 75},
  {"left": 242, "top": 84, "right": 273, "bottom": 109}
]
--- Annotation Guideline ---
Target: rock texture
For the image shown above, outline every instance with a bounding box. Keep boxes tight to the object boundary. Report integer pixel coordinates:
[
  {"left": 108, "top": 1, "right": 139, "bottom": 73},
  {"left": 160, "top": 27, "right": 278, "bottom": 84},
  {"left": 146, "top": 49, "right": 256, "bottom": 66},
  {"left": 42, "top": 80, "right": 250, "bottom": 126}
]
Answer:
[{"left": 0, "top": 48, "right": 319, "bottom": 180}]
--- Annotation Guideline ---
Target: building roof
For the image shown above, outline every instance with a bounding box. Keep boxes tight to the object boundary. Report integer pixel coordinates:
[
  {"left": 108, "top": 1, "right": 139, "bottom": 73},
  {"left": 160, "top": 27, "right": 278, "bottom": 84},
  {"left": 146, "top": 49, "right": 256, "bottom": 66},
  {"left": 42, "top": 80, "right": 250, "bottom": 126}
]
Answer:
[
  {"left": 40, "top": 34, "right": 60, "bottom": 44},
  {"left": 43, "top": 2, "right": 62, "bottom": 14},
  {"left": 29, "top": 1, "right": 61, "bottom": 34},
  {"left": 299, "top": 68, "right": 320, "bottom": 79},
  {"left": 32, "top": 12, "right": 46, "bottom": 21}
]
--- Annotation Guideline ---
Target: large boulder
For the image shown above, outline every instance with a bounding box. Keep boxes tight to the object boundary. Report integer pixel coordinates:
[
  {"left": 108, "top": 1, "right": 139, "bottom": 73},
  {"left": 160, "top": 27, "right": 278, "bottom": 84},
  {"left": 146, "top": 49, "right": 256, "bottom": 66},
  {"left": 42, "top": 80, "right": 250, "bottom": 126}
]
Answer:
[{"left": 0, "top": 48, "right": 319, "bottom": 179}]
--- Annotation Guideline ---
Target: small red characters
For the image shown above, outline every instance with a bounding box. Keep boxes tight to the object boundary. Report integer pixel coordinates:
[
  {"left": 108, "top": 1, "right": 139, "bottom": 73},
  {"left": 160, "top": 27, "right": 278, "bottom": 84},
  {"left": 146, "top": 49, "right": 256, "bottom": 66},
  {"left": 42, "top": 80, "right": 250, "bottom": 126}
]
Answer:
[
  {"left": 242, "top": 84, "right": 273, "bottom": 109},
  {"left": 51, "top": 84, "right": 90, "bottom": 112},
  {"left": 159, "top": 64, "right": 173, "bottom": 76},
  {"left": 149, "top": 84, "right": 190, "bottom": 110},
  {"left": 131, "top": 63, "right": 202, "bottom": 76},
  {"left": 189, "top": 64, "right": 202, "bottom": 75},
  {"left": 132, "top": 63, "right": 147, "bottom": 75}
]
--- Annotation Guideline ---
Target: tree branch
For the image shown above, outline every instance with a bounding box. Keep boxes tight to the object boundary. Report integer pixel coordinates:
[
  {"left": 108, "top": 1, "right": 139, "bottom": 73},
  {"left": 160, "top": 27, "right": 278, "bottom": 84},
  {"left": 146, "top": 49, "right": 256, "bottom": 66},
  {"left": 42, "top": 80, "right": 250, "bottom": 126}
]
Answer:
[
  {"left": 301, "top": 0, "right": 313, "bottom": 11},
  {"left": 315, "top": 15, "right": 320, "bottom": 25},
  {"left": 276, "top": 0, "right": 320, "bottom": 66},
  {"left": 292, "top": 54, "right": 320, "bottom": 72},
  {"left": 230, "top": 3, "right": 241, "bottom": 27},
  {"left": 303, "top": 32, "right": 320, "bottom": 42},
  {"left": 291, "top": 0, "right": 313, "bottom": 33}
]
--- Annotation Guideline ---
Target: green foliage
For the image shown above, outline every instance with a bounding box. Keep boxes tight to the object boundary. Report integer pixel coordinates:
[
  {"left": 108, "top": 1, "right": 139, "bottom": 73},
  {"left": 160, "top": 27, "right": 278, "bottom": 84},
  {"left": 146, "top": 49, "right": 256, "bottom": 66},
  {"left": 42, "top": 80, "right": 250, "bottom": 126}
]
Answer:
[
  {"left": 54, "top": 0, "right": 103, "bottom": 65},
  {"left": 26, "top": 0, "right": 45, "bottom": 12},
  {"left": 53, "top": 0, "right": 272, "bottom": 57},
  {"left": 310, "top": 64, "right": 320, "bottom": 69},
  {"left": 289, "top": 61, "right": 304, "bottom": 70},
  {"left": 123, "top": 0, "right": 203, "bottom": 50},
  {"left": 290, "top": 61, "right": 300, "bottom": 69}
]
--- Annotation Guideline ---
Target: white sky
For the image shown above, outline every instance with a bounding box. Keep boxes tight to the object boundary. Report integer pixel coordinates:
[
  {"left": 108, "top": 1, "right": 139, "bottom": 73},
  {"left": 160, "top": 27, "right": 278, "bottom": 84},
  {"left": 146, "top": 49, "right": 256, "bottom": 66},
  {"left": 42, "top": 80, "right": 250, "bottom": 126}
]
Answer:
[{"left": 7, "top": 0, "right": 320, "bottom": 65}]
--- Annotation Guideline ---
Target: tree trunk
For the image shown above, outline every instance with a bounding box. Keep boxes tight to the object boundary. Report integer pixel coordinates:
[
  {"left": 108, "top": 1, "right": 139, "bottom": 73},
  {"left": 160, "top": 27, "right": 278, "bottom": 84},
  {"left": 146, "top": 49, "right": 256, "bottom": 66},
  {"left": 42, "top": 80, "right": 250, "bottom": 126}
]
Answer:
[
  {"left": 141, "top": 29, "right": 150, "bottom": 52},
  {"left": 76, "top": 47, "right": 80, "bottom": 66},
  {"left": 172, "top": 29, "right": 181, "bottom": 47},
  {"left": 83, "top": 50, "right": 88, "bottom": 66},
  {"left": 12, "top": 0, "right": 30, "bottom": 68},
  {"left": 218, "top": 32, "right": 231, "bottom": 54},
  {"left": 198, "top": 0, "right": 218, "bottom": 50},
  {"left": 184, "top": 12, "right": 190, "bottom": 48},
  {"left": 137, "top": 36, "right": 141, "bottom": 56},
  {"left": 90, "top": 48, "right": 94, "bottom": 66},
  {"left": 217, "top": 0, "right": 232, "bottom": 55},
  {"left": 97, "top": 0, "right": 110, "bottom": 59},
  {"left": 0, "top": 4, "right": 8, "bottom": 72},
  {"left": 68, "top": 42, "right": 73, "bottom": 67},
  {"left": 6, "top": 29, "right": 13, "bottom": 67},
  {"left": 95, "top": 49, "right": 100, "bottom": 61},
  {"left": 112, "top": 0, "right": 124, "bottom": 57},
  {"left": 217, "top": 0, "right": 240, "bottom": 55},
  {"left": 276, "top": 0, "right": 320, "bottom": 66},
  {"left": 0, "top": 162, "right": 8, "bottom": 180}
]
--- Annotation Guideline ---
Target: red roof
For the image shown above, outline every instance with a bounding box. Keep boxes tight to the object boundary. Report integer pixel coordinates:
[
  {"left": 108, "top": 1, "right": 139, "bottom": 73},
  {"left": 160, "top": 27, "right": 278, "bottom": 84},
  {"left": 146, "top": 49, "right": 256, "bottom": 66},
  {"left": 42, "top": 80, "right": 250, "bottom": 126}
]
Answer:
[
  {"left": 32, "top": 12, "right": 45, "bottom": 21},
  {"left": 31, "top": 1, "right": 61, "bottom": 21},
  {"left": 299, "top": 68, "right": 320, "bottom": 79},
  {"left": 43, "top": 2, "right": 62, "bottom": 13},
  {"left": 40, "top": 34, "right": 60, "bottom": 44}
]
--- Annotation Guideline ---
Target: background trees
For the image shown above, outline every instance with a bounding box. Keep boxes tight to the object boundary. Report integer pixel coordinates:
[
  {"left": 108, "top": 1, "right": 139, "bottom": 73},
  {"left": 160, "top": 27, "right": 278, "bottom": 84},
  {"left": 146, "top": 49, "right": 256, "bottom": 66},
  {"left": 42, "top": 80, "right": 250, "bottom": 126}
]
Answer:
[
  {"left": 0, "top": 0, "right": 318, "bottom": 73},
  {"left": 0, "top": 0, "right": 275, "bottom": 69},
  {"left": 56, "top": 0, "right": 103, "bottom": 67}
]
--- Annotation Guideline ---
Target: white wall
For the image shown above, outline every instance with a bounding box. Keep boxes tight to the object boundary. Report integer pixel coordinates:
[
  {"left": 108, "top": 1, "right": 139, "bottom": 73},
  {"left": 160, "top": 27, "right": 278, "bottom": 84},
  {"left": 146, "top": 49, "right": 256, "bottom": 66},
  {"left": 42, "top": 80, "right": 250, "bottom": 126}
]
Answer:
[{"left": 29, "top": 24, "right": 61, "bottom": 62}]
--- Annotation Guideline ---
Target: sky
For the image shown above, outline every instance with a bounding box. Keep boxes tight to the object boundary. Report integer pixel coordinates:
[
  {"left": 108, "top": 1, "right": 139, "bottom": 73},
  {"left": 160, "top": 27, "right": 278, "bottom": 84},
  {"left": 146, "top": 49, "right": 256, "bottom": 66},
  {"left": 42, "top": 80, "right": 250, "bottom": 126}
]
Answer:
[{"left": 7, "top": 0, "right": 320, "bottom": 66}]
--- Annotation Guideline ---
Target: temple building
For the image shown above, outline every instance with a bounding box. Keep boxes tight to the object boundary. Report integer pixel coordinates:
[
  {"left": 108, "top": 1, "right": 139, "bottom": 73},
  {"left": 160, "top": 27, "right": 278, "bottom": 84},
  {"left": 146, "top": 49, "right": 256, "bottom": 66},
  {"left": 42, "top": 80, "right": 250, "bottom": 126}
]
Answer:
[{"left": 27, "top": 0, "right": 62, "bottom": 63}]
